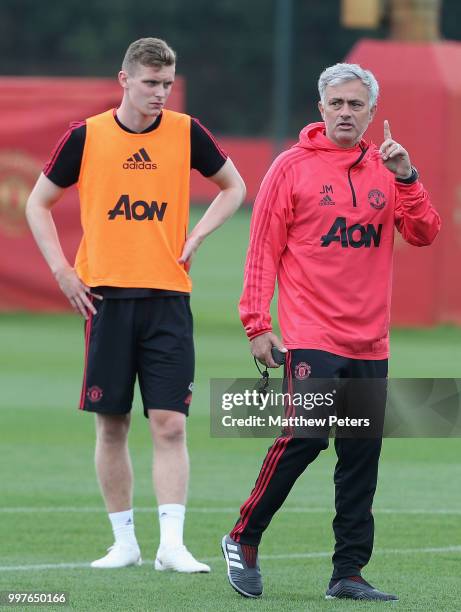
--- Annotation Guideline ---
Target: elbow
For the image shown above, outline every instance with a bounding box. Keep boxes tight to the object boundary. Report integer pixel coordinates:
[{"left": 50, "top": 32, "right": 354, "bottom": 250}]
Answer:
[
  {"left": 25, "top": 193, "right": 43, "bottom": 228},
  {"left": 236, "top": 176, "right": 247, "bottom": 207},
  {"left": 403, "top": 215, "right": 441, "bottom": 247},
  {"left": 25, "top": 193, "right": 50, "bottom": 230},
  {"left": 423, "top": 230, "right": 440, "bottom": 247},
  {"left": 240, "top": 183, "right": 247, "bottom": 206},
  {"left": 220, "top": 177, "right": 246, "bottom": 210},
  {"left": 421, "top": 218, "right": 442, "bottom": 246},
  {"left": 25, "top": 195, "right": 34, "bottom": 226},
  {"left": 406, "top": 227, "right": 440, "bottom": 247}
]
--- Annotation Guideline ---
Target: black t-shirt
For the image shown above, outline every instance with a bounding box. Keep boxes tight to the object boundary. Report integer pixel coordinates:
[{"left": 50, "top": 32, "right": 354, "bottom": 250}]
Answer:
[{"left": 45, "top": 111, "right": 228, "bottom": 298}]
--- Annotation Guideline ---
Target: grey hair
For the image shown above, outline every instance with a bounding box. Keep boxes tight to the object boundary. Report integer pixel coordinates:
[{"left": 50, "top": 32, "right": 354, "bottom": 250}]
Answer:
[{"left": 318, "top": 63, "right": 379, "bottom": 108}]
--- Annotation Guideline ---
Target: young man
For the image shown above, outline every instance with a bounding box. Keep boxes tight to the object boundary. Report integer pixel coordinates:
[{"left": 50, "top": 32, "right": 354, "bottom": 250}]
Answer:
[
  {"left": 26, "top": 37, "right": 245, "bottom": 572},
  {"left": 222, "top": 63, "right": 440, "bottom": 600}
]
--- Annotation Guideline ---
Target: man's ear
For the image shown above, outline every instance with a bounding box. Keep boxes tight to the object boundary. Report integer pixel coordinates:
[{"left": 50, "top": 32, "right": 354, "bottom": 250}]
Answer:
[
  {"left": 369, "top": 104, "right": 377, "bottom": 121},
  {"left": 118, "top": 70, "right": 128, "bottom": 89},
  {"left": 318, "top": 100, "right": 325, "bottom": 120}
]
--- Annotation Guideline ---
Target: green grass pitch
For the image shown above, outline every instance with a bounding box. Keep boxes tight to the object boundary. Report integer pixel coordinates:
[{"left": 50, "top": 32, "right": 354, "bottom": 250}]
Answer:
[{"left": 1, "top": 207, "right": 460, "bottom": 610}]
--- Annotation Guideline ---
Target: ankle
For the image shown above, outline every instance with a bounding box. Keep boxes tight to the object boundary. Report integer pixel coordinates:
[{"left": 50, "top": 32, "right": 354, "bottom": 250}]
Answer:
[
  {"left": 158, "top": 504, "right": 185, "bottom": 549},
  {"left": 241, "top": 543, "right": 258, "bottom": 567},
  {"left": 109, "top": 509, "right": 138, "bottom": 546}
]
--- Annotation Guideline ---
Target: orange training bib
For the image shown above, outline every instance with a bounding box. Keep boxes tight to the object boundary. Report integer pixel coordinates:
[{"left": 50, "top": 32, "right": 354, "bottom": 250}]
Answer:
[{"left": 75, "top": 109, "right": 192, "bottom": 291}]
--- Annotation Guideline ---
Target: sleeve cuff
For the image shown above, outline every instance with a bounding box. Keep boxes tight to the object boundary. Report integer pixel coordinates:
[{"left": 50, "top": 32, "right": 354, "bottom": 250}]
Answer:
[
  {"left": 247, "top": 328, "right": 272, "bottom": 341},
  {"left": 396, "top": 166, "right": 418, "bottom": 185}
]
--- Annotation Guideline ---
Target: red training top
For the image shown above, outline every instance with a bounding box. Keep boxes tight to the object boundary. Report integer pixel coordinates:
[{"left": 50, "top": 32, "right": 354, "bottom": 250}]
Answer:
[{"left": 239, "top": 122, "right": 441, "bottom": 359}]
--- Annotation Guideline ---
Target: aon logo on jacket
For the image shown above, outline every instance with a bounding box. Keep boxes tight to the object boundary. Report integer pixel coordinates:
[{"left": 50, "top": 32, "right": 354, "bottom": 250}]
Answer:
[{"left": 321, "top": 217, "right": 382, "bottom": 248}]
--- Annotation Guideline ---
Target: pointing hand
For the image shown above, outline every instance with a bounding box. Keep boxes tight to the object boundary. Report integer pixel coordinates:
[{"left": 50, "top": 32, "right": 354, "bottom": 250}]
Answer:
[{"left": 379, "top": 120, "right": 412, "bottom": 179}]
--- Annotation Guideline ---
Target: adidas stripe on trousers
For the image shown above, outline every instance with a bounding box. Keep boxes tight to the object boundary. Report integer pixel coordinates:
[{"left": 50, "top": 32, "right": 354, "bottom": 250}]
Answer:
[{"left": 230, "top": 349, "right": 388, "bottom": 580}]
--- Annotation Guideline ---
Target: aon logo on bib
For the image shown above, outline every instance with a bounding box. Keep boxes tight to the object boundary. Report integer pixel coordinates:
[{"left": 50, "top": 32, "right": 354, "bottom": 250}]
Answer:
[{"left": 108, "top": 194, "right": 167, "bottom": 221}]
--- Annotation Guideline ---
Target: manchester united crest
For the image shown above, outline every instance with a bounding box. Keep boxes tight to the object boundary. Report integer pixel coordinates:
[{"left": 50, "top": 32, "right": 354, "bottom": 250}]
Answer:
[
  {"left": 87, "top": 386, "right": 104, "bottom": 403},
  {"left": 368, "top": 189, "right": 386, "bottom": 210},
  {"left": 295, "top": 362, "right": 312, "bottom": 380}
]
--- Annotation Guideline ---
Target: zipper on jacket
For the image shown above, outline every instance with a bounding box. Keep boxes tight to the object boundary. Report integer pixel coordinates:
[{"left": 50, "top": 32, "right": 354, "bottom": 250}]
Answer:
[{"left": 347, "top": 146, "right": 367, "bottom": 207}]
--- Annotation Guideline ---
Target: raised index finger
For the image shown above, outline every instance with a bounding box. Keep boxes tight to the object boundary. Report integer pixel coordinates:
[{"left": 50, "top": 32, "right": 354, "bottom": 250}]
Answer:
[{"left": 384, "top": 119, "right": 392, "bottom": 141}]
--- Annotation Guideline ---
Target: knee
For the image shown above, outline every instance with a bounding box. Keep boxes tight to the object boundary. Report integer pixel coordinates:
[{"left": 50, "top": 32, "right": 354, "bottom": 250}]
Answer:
[
  {"left": 335, "top": 438, "right": 381, "bottom": 463},
  {"left": 295, "top": 436, "right": 329, "bottom": 451},
  {"left": 305, "top": 437, "right": 329, "bottom": 457},
  {"left": 317, "top": 437, "right": 330, "bottom": 451},
  {"left": 96, "top": 414, "right": 130, "bottom": 445},
  {"left": 150, "top": 412, "right": 186, "bottom": 446}
]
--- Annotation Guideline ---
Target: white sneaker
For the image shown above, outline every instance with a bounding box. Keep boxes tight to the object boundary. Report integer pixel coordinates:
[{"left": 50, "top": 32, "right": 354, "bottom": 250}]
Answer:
[
  {"left": 154, "top": 545, "right": 210, "bottom": 573},
  {"left": 91, "top": 543, "right": 142, "bottom": 569}
]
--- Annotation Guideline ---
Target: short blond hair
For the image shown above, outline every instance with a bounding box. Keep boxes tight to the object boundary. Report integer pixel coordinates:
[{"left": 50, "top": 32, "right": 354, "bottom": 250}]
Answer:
[{"left": 122, "top": 38, "right": 176, "bottom": 74}]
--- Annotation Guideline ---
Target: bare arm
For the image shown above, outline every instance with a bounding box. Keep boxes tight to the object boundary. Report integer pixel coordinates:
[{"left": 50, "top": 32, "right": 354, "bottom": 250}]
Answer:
[
  {"left": 26, "top": 173, "right": 100, "bottom": 318},
  {"left": 178, "top": 158, "right": 246, "bottom": 269}
]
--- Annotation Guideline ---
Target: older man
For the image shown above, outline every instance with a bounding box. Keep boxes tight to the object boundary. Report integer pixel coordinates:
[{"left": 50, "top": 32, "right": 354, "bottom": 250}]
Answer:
[{"left": 222, "top": 63, "right": 440, "bottom": 601}]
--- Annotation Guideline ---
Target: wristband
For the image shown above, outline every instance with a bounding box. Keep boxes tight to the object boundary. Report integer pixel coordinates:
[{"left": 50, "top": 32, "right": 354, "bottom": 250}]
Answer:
[{"left": 396, "top": 166, "right": 418, "bottom": 184}]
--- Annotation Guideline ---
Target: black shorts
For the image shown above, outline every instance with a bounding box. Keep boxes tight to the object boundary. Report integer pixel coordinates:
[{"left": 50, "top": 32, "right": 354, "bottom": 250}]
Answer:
[{"left": 79, "top": 296, "right": 194, "bottom": 417}]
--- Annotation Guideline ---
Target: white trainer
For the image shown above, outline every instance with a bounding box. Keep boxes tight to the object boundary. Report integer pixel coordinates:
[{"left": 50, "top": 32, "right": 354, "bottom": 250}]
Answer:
[
  {"left": 154, "top": 545, "right": 210, "bottom": 573},
  {"left": 91, "top": 543, "right": 142, "bottom": 569}
]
